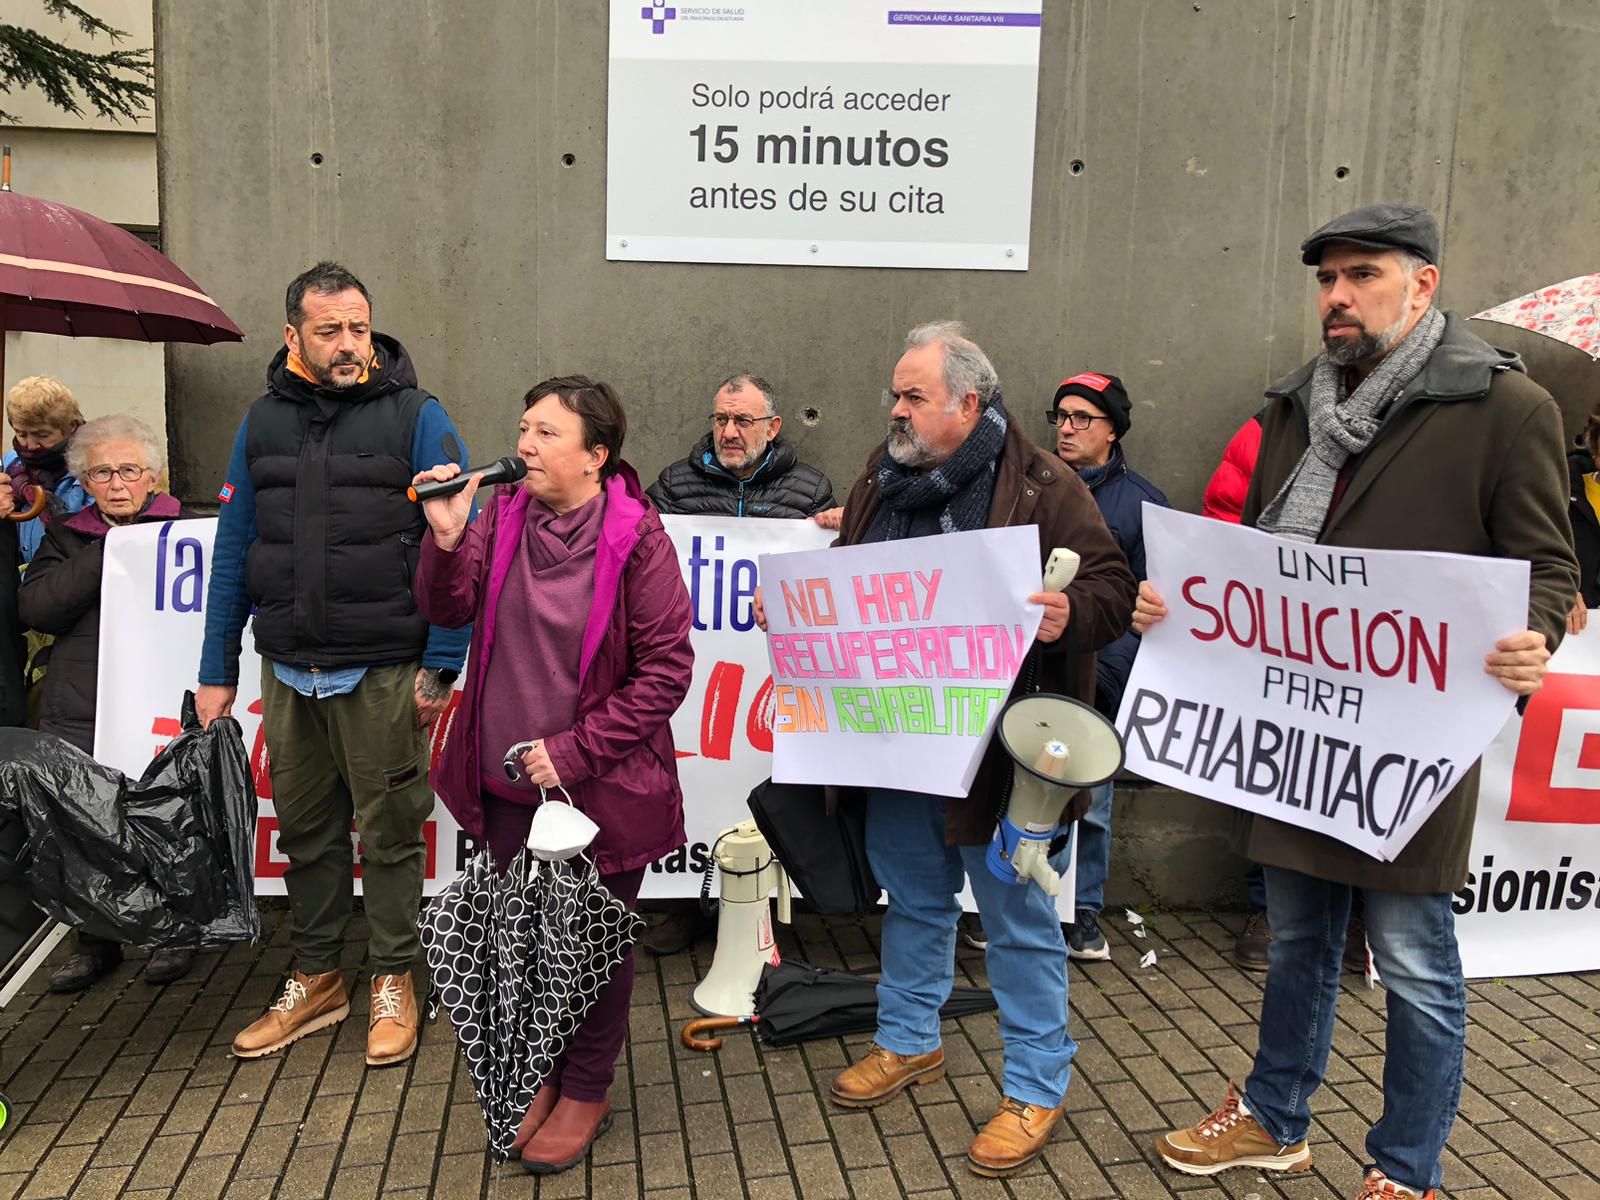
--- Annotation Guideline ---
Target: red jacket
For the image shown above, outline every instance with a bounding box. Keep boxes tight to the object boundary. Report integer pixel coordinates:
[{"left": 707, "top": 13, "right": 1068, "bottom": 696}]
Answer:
[
  {"left": 415, "top": 464, "right": 694, "bottom": 874},
  {"left": 1201, "top": 413, "right": 1262, "bottom": 523}
]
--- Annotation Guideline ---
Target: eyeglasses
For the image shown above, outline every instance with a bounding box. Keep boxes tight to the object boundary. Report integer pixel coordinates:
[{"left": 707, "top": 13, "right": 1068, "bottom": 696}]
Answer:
[
  {"left": 1046, "top": 409, "right": 1112, "bottom": 431},
  {"left": 710, "top": 413, "right": 777, "bottom": 430},
  {"left": 84, "top": 464, "right": 151, "bottom": 484}
]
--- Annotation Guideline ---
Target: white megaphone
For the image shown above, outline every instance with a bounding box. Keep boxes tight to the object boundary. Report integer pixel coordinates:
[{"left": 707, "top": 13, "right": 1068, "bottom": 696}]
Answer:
[
  {"left": 690, "top": 821, "right": 792, "bottom": 1018},
  {"left": 986, "top": 693, "right": 1125, "bottom": 896}
]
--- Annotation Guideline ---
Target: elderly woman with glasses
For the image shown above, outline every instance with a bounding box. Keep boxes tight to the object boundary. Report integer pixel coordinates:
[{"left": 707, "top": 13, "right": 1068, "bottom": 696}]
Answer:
[{"left": 17, "top": 414, "right": 200, "bottom": 993}]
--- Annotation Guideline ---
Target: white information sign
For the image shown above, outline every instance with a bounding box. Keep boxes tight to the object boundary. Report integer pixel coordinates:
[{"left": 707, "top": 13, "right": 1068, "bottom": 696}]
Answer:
[
  {"left": 1117, "top": 507, "right": 1528, "bottom": 861},
  {"left": 606, "top": 0, "right": 1044, "bottom": 270},
  {"left": 760, "top": 525, "right": 1043, "bottom": 796},
  {"left": 1456, "top": 620, "right": 1600, "bottom": 978},
  {"left": 93, "top": 515, "right": 831, "bottom": 898}
]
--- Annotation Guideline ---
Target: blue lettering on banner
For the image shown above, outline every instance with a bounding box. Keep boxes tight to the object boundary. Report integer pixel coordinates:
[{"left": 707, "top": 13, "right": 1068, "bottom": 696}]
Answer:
[
  {"left": 154, "top": 521, "right": 206, "bottom": 613},
  {"left": 686, "top": 534, "right": 758, "bottom": 632}
]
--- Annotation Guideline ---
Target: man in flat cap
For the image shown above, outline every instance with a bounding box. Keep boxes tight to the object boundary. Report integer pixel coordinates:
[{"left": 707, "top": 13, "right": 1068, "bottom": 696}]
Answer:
[{"left": 1135, "top": 203, "right": 1578, "bottom": 1199}]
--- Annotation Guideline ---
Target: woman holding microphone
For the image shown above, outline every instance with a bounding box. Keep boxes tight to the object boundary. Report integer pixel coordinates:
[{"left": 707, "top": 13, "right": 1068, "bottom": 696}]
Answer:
[{"left": 411, "top": 375, "right": 693, "bottom": 1175}]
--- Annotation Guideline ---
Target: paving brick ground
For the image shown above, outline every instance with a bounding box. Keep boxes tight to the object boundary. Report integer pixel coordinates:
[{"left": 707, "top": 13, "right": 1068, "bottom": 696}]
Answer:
[{"left": 1, "top": 906, "right": 1597, "bottom": 1199}]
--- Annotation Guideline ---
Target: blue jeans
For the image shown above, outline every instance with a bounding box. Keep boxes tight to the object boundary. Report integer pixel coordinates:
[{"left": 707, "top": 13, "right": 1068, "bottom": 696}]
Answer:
[
  {"left": 1073, "top": 781, "right": 1113, "bottom": 914},
  {"left": 865, "top": 788, "right": 1076, "bottom": 1109},
  {"left": 1243, "top": 867, "right": 1466, "bottom": 1193}
]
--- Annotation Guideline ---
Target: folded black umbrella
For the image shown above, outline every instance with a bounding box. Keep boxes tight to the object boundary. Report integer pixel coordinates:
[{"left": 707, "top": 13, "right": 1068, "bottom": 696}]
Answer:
[{"left": 682, "top": 959, "right": 997, "bottom": 1050}]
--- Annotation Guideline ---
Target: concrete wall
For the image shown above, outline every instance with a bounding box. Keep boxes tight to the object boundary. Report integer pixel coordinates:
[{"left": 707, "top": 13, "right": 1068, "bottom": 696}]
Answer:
[
  {"left": 1, "top": 0, "right": 162, "bottom": 457},
  {"left": 154, "top": 0, "right": 1600, "bottom": 907}
]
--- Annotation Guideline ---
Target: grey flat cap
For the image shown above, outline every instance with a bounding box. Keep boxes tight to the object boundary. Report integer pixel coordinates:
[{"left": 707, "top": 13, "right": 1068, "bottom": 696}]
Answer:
[{"left": 1300, "top": 202, "right": 1441, "bottom": 266}]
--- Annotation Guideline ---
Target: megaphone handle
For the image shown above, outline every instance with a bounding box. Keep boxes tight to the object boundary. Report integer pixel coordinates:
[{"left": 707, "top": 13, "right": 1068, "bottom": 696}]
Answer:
[{"left": 777, "top": 867, "right": 792, "bottom": 925}]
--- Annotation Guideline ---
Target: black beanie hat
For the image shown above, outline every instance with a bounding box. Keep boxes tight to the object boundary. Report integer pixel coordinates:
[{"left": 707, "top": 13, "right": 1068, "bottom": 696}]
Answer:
[{"left": 1052, "top": 372, "right": 1131, "bottom": 439}]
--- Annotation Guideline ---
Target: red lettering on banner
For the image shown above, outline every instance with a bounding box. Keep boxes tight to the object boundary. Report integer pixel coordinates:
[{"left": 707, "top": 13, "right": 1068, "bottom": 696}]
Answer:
[
  {"left": 248, "top": 699, "right": 273, "bottom": 800},
  {"left": 701, "top": 661, "right": 745, "bottom": 760},
  {"left": 746, "top": 674, "right": 775, "bottom": 753},
  {"left": 151, "top": 716, "right": 181, "bottom": 757},
  {"left": 254, "top": 817, "right": 440, "bottom": 880},
  {"left": 1509, "top": 671, "right": 1600, "bottom": 824}
]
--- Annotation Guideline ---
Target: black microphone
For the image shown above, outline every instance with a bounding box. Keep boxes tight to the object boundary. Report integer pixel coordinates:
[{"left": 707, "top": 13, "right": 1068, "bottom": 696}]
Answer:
[{"left": 407, "top": 456, "right": 528, "bottom": 503}]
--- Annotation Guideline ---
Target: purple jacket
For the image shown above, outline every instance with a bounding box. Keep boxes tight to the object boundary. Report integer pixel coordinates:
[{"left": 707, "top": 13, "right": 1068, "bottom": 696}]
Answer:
[{"left": 415, "top": 463, "right": 694, "bottom": 874}]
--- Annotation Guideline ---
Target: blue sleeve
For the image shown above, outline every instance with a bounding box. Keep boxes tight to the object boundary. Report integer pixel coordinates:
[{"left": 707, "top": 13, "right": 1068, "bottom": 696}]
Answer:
[
  {"left": 199, "top": 418, "right": 259, "bottom": 686},
  {"left": 412, "top": 398, "right": 474, "bottom": 671}
]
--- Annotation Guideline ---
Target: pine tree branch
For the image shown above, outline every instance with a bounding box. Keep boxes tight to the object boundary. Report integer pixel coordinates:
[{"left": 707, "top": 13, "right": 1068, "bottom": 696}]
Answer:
[{"left": 0, "top": 1, "right": 153, "bottom": 124}]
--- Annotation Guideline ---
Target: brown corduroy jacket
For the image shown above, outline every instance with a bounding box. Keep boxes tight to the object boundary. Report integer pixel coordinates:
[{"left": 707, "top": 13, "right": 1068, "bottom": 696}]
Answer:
[
  {"left": 834, "top": 420, "right": 1137, "bottom": 845},
  {"left": 1238, "top": 312, "right": 1579, "bottom": 894}
]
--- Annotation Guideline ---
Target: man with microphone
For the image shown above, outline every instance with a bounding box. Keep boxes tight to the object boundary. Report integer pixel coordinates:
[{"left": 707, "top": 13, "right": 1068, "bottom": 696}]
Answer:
[{"left": 196, "top": 262, "right": 472, "bottom": 1069}]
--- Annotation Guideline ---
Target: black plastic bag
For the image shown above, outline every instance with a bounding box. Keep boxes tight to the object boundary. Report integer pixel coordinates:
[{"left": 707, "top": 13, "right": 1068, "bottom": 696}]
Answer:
[
  {"left": 747, "top": 780, "right": 880, "bottom": 915},
  {"left": 0, "top": 692, "right": 259, "bottom": 950}
]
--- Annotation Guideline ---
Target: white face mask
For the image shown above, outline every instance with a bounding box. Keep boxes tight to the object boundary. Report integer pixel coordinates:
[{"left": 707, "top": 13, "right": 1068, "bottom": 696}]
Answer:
[{"left": 526, "top": 786, "right": 599, "bottom": 862}]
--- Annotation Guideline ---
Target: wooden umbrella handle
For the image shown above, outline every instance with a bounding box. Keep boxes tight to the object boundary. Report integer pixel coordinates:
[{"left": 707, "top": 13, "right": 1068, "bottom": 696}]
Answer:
[
  {"left": 680, "top": 1014, "right": 755, "bottom": 1052},
  {"left": 4, "top": 484, "right": 47, "bottom": 523}
]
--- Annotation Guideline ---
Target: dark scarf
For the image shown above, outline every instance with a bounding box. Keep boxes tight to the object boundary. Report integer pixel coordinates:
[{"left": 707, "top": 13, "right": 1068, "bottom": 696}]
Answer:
[
  {"left": 867, "top": 392, "right": 1009, "bottom": 542},
  {"left": 8, "top": 437, "right": 71, "bottom": 494}
]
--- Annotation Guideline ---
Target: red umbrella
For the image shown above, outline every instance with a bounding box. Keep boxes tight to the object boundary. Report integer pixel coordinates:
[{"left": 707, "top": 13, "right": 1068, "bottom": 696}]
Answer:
[{"left": 0, "top": 150, "right": 243, "bottom": 352}]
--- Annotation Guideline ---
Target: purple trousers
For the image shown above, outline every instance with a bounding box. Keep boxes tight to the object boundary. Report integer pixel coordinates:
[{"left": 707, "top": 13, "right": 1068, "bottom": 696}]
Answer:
[{"left": 482, "top": 793, "right": 645, "bottom": 1102}]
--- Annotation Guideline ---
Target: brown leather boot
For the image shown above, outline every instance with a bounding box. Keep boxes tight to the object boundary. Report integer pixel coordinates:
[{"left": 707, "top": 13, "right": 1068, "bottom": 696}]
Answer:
[
  {"left": 511, "top": 1086, "right": 561, "bottom": 1154},
  {"left": 232, "top": 970, "right": 349, "bottom": 1058},
  {"left": 520, "top": 1096, "right": 613, "bottom": 1175},
  {"left": 366, "top": 972, "right": 419, "bottom": 1067},
  {"left": 830, "top": 1044, "right": 945, "bottom": 1108},
  {"left": 967, "top": 1096, "right": 1066, "bottom": 1177}
]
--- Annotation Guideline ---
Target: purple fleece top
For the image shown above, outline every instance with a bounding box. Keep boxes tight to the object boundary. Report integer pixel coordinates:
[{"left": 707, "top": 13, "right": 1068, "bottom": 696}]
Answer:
[
  {"left": 478, "top": 491, "right": 604, "bottom": 801},
  {"left": 414, "top": 463, "right": 694, "bottom": 875}
]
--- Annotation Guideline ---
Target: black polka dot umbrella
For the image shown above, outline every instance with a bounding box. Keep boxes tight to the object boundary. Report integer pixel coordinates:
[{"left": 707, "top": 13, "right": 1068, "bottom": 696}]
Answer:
[{"left": 422, "top": 849, "right": 645, "bottom": 1161}]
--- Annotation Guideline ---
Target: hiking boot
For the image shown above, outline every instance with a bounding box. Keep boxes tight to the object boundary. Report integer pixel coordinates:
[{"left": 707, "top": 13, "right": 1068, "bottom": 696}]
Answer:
[
  {"left": 512, "top": 1086, "right": 562, "bottom": 1154},
  {"left": 959, "top": 913, "right": 988, "bottom": 951},
  {"left": 1344, "top": 913, "right": 1369, "bottom": 974},
  {"left": 967, "top": 1096, "right": 1066, "bottom": 1177},
  {"left": 232, "top": 970, "right": 349, "bottom": 1058},
  {"left": 1067, "top": 909, "right": 1111, "bottom": 961},
  {"left": 521, "top": 1096, "right": 613, "bottom": 1175},
  {"left": 1233, "top": 910, "right": 1271, "bottom": 972},
  {"left": 144, "top": 948, "right": 195, "bottom": 986},
  {"left": 1155, "top": 1082, "right": 1312, "bottom": 1177},
  {"left": 48, "top": 946, "right": 123, "bottom": 993},
  {"left": 830, "top": 1044, "right": 945, "bottom": 1108},
  {"left": 1354, "top": 1167, "right": 1435, "bottom": 1199},
  {"left": 366, "top": 972, "right": 419, "bottom": 1066}
]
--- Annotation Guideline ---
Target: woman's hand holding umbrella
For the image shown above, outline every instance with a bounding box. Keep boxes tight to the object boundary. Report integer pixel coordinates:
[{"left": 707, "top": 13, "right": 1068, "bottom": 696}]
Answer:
[
  {"left": 411, "top": 463, "right": 481, "bottom": 552},
  {"left": 519, "top": 739, "right": 562, "bottom": 788}
]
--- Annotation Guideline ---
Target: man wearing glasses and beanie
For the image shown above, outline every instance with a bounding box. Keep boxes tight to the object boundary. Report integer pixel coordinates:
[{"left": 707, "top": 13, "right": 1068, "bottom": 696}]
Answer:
[
  {"left": 1047, "top": 373, "right": 1169, "bottom": 960},
  {"left": 643, "top": 372, "right": 835, "bottom": 954}
]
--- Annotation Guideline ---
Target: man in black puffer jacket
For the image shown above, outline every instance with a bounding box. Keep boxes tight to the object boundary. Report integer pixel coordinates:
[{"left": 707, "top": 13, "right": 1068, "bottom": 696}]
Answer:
[
  {"left": 648, "top": 373, "right": 835, "bottom": 519},
  {"left": 644, "top": 373, "right": 834, "bottom": 954}
]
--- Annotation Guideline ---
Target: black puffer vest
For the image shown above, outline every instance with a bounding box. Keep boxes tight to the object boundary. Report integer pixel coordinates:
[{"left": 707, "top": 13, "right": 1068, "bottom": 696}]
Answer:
[
  {"left": 245, "top": 334, "right": 432, "bottom": 668},
  {"left": 646, "top": 433, "right": 834, "bottom": 518}
]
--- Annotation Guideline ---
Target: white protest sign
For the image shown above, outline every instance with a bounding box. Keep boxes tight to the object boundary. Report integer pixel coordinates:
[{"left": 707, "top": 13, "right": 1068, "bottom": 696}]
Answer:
[
  {"left": 1117, "top": 506, "right": 1527, "bottom": 861},
  {"left": 93, "top": 515, "right": 831, "bottom": 898},
  {"left": 606, "top": 0, "right": 1043, "bottom": 270},
  {"left": 1455, "top": 620, "right": 1600, "bottom": 978},
  {"left": 760, "top": 525, "right": 1043, "bottom": 797}
]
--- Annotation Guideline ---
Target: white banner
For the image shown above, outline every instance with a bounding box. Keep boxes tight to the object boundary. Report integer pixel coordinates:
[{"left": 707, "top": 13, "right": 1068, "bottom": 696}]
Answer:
[
  {"left": 760, "top": 525, "right": 1042, "bottom": 797},
  {"left": 1117, "top": 507, "right": 1528, "bottom": 861},
  {"left": 606, "top": 0, "right": 1043, "bottom": 270},
  {"left": 1456, "top": 621, "right": 1600, "bottom": 978},
  {"left": 93, "top": 514, "right": 831, "bottom": 898}
]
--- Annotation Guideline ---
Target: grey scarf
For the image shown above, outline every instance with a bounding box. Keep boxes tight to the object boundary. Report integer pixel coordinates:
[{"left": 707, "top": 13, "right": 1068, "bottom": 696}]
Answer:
[{"left": 1256, "top": 306, "right": 1446, "bottom": 543}]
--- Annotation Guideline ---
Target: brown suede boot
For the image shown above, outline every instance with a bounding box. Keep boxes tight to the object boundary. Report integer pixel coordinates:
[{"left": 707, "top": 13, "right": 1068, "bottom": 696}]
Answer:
[
  {"left": 830, "top": 1044, "right": 945, "bottom": 1108},
  {"left": 366, "top": 972, "right": 419, "bottom": 1067},
  {"left": 232, "top": 970, "right": 349, "bottom": 1058},
  {"left": 511, "top": 1086, "right": 561, "bottom": 1154},
  {"left": 521, "top": 1096, "right": 613, "bottom": 1175},
  {"left": 967, "top": 1097, "right": 1066, "bottom": 1177}
]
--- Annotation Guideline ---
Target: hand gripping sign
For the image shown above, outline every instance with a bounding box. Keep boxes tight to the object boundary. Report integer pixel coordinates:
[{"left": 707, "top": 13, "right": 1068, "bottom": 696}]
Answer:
[{"left": 1116, "top": 507, "right": 1528, "bottom": 861}]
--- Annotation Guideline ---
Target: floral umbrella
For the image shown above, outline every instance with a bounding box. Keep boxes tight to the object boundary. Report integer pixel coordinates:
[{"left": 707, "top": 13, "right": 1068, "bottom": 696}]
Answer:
[{"left": 1471, "top": 273, "right": 1600, "bottom": 359}]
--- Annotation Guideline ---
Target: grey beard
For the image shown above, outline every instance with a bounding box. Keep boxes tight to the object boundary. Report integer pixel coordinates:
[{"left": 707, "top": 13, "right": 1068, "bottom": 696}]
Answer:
[
  {"left": 887, "top": 420, "right": 939, "bottom": 468},
  {"left": 1324, "top": 311, "right": 1409, "bottom": 367}
]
